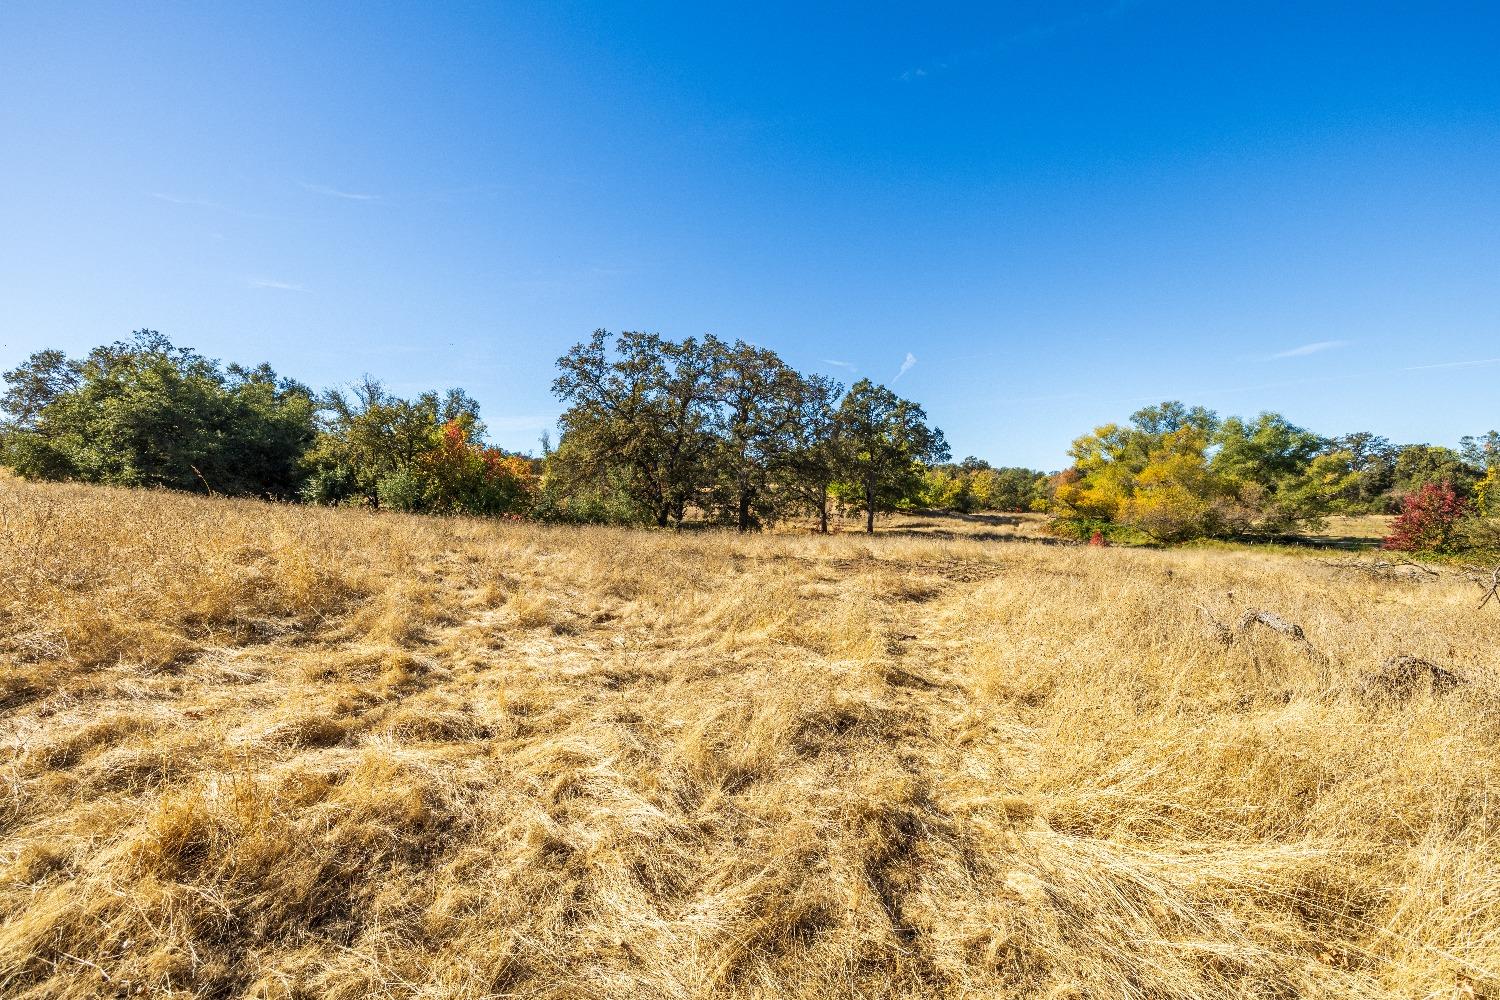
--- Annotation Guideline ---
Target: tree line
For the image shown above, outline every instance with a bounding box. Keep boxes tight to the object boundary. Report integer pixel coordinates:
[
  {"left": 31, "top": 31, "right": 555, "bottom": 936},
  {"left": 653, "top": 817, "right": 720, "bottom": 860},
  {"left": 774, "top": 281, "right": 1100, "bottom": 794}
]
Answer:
[
  {"left": 1048, "top": 400, "right": 1498, "bottom": 551},
  {"left": 0, "top": 329, "right": 954, "bottom": 532},
  {"left": 2, "top": 330, "right": 1492, "bottom": 548}
]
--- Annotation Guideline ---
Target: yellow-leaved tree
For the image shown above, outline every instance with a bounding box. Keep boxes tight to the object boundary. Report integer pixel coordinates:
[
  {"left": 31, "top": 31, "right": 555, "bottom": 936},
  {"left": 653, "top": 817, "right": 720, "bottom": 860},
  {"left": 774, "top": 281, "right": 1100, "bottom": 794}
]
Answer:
[
  {"left": 1476, "top": 465, "right": 1500, "bottom": 517},
  {"left": 1048, "top": 401, "right": 1354, "bottom": 543},
  {"left": 1123, "top": 426, "right": 1220, "bottom": 542}
]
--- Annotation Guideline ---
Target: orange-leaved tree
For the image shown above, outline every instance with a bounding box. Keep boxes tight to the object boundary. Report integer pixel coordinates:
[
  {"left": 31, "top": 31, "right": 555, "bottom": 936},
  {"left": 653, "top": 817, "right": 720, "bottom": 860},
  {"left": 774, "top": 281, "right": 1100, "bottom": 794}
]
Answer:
[{"left": 419, "top": 420, "right": 538, "bottom": 516}]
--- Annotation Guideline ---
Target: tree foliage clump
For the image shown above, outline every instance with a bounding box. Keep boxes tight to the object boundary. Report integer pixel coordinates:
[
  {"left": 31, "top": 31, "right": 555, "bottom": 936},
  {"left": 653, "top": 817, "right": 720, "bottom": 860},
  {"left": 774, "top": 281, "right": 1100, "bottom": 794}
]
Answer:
[
  {"left": 1048, "top": 401, "right": 1358, "bottom": 543},
  {"left": 550, "top": 331, "right": 947, "bottom": 532},
  {"left": 920, "top": 459, "right": 1047, "bottom": 513},
  {"left": 301, "top": 379, "right": 536, "bottom": 516},
  {"left": 0, "top": 331, "right": 314, "bottom": 497},
  {"left": 1382, "top": 481, "right": 1470, "bottom": 553},
  {"left": 551, "top": 330, "right": 720, "bottom": 528},
  {"left": 1475, "top": 466, "right": 1500, "bottom": 519},
  {"left": 833, "top": 379, "right": 950, "bottom": 533},
  {"left": 1048, "top": 402, "right": 1499, "bottom": 548},
  {"left": 1461, "top": 432, "right": 1499, "bottom": 521},
  {"left": 1373, "top": 435, "right": 1497, "bottom": 553},
  {"left": 0, "top": 328, "right": 951, "bottom": 533},
  {"left": 6, "top": 328, "right": 1490, "bottom": 547}
]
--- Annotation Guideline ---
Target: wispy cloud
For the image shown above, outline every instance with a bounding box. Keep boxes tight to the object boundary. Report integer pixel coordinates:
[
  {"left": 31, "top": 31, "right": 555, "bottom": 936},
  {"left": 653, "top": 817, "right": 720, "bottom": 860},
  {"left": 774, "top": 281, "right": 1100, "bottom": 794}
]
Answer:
[
  {"left": 1404, "top": 356, "right": 1500, "bottom": 371},
  {"left": 822, "top": 359, "right": 856, "bottom": 371},
  {"left": 248, "top": 278, "right": 307, "bottom": 292},
  {"left": 1268, "top": 339, "right": 1351, "bottom": 360},
  {"left": 894, "top": 352, "right": 917, "bottom": 381},
  {"left": 300, "top": 181, "right": 379, "bottom": 201}
]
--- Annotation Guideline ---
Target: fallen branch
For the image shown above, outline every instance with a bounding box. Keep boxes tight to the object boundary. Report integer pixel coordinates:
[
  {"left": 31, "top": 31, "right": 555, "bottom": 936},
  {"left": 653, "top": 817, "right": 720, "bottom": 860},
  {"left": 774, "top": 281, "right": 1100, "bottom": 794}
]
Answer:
[
  {"left": 1196, "top": 606, "right": 1233, "bottom": 647},
  {"left": 1358, "top": 655, "right": 1465, "bottom": 702},
  {"left": 1316, "top": 557, "right": 1438, "bottom": 579},
  {"left": 1234, "top": 610, "right": 1329, "bottom": 667},
  {"left": 1197, "top": 605, "right": 1327, "bottom": 667}
]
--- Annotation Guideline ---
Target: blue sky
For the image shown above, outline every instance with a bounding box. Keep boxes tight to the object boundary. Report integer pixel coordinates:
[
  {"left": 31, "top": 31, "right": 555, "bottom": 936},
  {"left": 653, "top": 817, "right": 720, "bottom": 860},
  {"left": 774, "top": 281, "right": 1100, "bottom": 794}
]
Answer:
[{"left": 1, "top": 2, "right": 1496, "bottom": 469}]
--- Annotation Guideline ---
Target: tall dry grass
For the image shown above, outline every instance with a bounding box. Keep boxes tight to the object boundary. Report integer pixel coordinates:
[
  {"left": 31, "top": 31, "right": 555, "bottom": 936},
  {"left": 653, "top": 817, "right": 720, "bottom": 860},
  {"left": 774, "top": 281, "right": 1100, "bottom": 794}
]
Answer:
[{"left": 1, "top": 479, "right": 1497, "bottom": 999}]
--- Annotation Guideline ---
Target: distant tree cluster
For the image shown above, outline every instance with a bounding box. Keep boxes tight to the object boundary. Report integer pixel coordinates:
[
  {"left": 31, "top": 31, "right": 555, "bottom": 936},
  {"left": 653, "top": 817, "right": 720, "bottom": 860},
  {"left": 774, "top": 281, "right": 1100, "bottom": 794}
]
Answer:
[
  {"left": 1046, "top": 400, "right": 1498, "bottom": 550},
  {"left": 0, "top": 331, "right": 539, "bottom": 515},
  {"left": 299, "top": 378, "right": 537, "bottom": 516},
  {"left": 1, "top": 332, "right": 315, "bottom": 496},
  {"left": 919, "top": 458, "right": 1049, "bottom": 514},
  {"left": 546, "top": 330, "right": 949, "bottom": 532}
]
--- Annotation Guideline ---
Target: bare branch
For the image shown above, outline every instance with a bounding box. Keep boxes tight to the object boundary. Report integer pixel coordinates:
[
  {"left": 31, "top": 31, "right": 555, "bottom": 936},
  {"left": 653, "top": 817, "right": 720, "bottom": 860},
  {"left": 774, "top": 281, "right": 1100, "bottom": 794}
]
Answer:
[
  {"left": 1197, "top": 605, "right": 1327, "bottom": 667},
  {"left": 1478, "top": 564, "right": 1500, "bottom": 612},
  {"left": 1316, "top": 557, "right": 1438, "bottom": 579}
]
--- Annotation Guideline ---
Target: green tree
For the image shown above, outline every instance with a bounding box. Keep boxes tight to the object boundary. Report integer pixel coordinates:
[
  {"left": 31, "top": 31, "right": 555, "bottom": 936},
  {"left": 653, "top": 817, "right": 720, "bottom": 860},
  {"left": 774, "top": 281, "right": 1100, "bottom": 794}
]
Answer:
[
  {"left": 919, "top": 465, "right": 969, "bottom": 510},
  {"left": 536, "top": 437, "right": 655, "bottom": 525},
  {"left": 1391, "top": 445, "right": 1478, "bottom": 500},
  {"left": 0, "top": 348, "right": 79, "bottom": 430},
  {"left": 707, "top": 340, "right": 808, "bottom": 531},
  {"left": 1052, "top": 403, "right": 1206, "bottom": 530},
  {"left": 834, "top": 379, "right": 950, "bottom": 533},
  {"left": 1123, "top": 425, "right": 1220, "bottom": 542},
  {"left": 1211, "top": 413, "right": 1340, "bottom": 533},
  {"left": 915, "top": 462, "right": 1047, "bottom": 513},
  {"left": 302, "top": 378, "right": 482, "bottom": 506},
  {"left": 1456, "top": 433, "right": 1498, "bottom": 525},
  {"left": 1130, "top": 401, "right": 1220, "bottom": 436},
  {"left": 1459, "top": 431, "right": 1499, "bottom": 471},
  {"left": 780, "top": 373, "right": 844, "bottom": 533},
  {"left": 978, "top": 467, "right": 1049, "bottom": 512},
  {"left": 416, "top": 421, "right": 537, "bottom": 516},
  {"left": 1052, "top": 402, "right": 1351, "bottom": 541},
  {"left": 552, "top": 330, "right": 721, "bottom": 528},
  {"left": 1474, "top": 465, "right": 1500, "bottom": 518},
  {"left": 1325, "top": 432, "right": 1397, "bottom": 510},
  {"left": 1, "top": 331, "right": 314, "bottom": 496}
]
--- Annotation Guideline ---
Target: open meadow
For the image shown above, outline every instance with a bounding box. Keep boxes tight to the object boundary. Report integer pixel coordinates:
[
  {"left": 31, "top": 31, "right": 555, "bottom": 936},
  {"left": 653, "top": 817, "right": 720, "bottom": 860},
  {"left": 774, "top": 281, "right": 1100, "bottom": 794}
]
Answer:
[{"left": 2, "top": 479, "right": 1498, "bottom": 999}]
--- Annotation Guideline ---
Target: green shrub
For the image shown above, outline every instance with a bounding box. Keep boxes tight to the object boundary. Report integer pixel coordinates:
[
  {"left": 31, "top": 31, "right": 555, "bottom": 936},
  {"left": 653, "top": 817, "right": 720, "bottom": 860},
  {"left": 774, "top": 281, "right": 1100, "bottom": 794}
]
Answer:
[{"left": 376, "top": 470, "right": 428, "bottom": 512}]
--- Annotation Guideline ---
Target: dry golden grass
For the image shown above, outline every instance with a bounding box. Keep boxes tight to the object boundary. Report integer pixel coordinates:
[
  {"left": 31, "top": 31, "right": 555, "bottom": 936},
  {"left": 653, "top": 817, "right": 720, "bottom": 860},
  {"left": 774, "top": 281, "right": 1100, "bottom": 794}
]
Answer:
[
  {"left": 1313, "top": 514, "right": 1396, "bottom": 542},
  {"left": 2, "top": 479, "right": 1497, "bottom": 999}
]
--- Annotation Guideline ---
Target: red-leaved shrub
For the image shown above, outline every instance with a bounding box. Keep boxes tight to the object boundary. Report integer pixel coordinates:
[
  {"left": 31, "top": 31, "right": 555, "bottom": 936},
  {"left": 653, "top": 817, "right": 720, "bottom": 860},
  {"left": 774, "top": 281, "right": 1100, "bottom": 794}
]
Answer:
[{"left": 1382, "top": 481, "right": 1469, "bottom": 553}]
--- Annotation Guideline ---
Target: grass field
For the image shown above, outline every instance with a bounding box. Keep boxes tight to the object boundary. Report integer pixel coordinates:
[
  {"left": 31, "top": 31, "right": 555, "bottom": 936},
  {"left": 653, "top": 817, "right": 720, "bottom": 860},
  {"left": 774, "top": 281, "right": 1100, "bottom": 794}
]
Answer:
[{"left": 2, "top": 480, "right": 1497, "bottom": 999}]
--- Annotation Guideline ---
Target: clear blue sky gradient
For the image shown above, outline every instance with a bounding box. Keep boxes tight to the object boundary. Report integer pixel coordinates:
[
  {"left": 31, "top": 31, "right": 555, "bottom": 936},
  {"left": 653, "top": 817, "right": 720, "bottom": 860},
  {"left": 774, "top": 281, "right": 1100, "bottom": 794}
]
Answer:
[{"left": 2, "top": 2, "right": 1496, "bottom": 469}]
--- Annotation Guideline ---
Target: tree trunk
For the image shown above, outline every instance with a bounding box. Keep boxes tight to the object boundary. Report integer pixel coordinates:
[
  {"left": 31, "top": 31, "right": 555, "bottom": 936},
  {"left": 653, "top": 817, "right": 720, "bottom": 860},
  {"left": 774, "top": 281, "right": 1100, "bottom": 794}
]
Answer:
[
  {"left": 655, "top": 503, "right": 670, "bottom": 528},
  {"left": 864, "top": 478, "right": 876, "bottom": 534},
  {"left": 818, "top": 486, "right": 829, "bottom": 534},
  {"left": 737, "top": 476, "right": 752, "bottom": 533}
]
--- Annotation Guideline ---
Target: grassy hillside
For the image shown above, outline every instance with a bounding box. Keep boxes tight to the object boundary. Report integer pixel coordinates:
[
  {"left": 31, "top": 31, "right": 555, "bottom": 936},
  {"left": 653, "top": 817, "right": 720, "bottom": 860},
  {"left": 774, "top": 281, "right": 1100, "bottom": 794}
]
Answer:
[{"left": 2, "top": 480, "right": 1497, "bottom": 999}]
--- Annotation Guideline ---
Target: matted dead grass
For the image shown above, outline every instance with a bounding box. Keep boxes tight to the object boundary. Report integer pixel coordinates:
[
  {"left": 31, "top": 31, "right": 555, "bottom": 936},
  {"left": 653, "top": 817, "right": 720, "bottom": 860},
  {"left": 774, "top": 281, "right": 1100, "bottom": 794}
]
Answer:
[{"left": 1, "top": 480, "right": 1497, "bottom": 999}]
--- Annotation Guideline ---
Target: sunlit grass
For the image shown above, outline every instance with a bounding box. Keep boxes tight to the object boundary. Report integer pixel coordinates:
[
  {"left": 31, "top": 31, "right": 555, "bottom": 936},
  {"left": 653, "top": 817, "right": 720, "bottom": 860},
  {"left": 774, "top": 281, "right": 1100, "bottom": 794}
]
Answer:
[{"left": 1, "top": 479, "right": 1495, "bottom": 999}]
